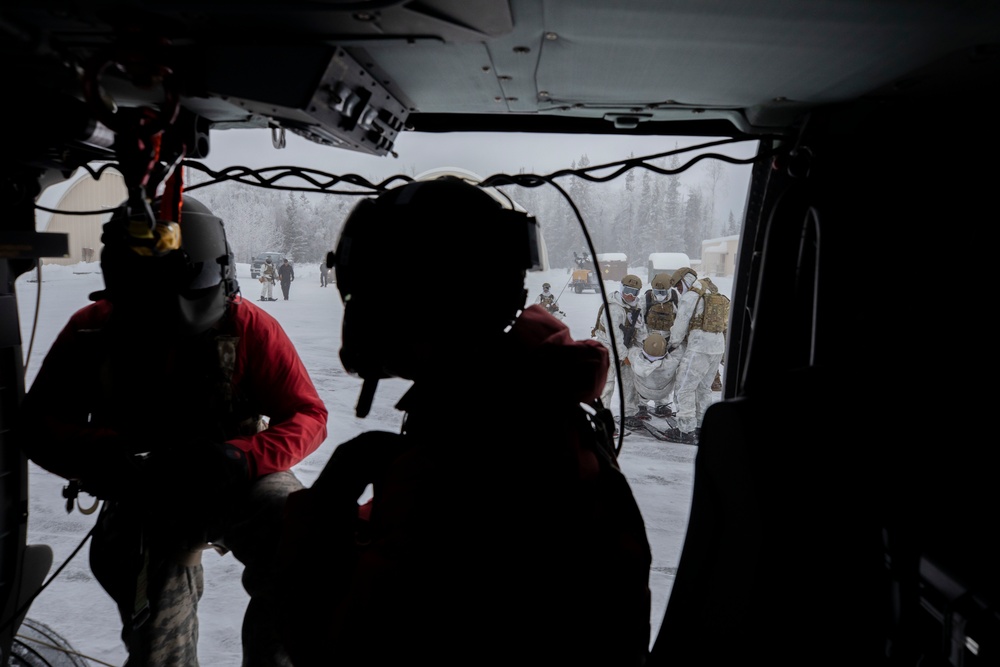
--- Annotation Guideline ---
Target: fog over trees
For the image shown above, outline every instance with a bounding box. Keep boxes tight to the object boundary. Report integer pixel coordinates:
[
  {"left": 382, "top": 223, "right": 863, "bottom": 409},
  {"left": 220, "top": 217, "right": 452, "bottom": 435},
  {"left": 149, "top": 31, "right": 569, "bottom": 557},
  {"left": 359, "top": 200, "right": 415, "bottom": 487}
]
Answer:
[{"left": 189, "top": 151, "right": 747, "bottom": 268}]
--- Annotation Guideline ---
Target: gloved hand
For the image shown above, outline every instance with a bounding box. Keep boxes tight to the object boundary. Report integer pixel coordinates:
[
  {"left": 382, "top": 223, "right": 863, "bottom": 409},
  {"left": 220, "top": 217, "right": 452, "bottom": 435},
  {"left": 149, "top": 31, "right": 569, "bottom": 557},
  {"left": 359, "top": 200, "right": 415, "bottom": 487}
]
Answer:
[
  {"left": 146, "top": 440, "right": 252, "bottom": 511},
  {"left": 78, "top": 437, "right": 153, "bottom": 501}
]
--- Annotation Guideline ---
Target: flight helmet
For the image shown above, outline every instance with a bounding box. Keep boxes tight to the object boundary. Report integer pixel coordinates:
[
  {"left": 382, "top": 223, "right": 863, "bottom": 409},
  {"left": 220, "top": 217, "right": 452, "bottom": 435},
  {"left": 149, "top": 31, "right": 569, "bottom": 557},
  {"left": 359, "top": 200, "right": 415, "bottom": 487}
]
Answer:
[
  {"left": 97, "top": 196, "right": 238, "bottom": 335},
  {"left": 330, "top": 176, "right": 542, "bottom": 415}
]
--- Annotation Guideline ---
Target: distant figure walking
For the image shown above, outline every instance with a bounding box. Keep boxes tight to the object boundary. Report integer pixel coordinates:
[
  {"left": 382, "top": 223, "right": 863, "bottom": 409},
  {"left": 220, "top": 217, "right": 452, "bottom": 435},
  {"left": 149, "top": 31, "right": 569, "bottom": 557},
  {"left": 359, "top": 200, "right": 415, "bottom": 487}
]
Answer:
[
  {"left": 319, "top": 262, "right": 328, "bottom": 287},
  {"left": 259, "top": 256, "right": 277, "bottom": 301},
  {"left": 278, "top": 258, "right": 294, "bottom": 300}
]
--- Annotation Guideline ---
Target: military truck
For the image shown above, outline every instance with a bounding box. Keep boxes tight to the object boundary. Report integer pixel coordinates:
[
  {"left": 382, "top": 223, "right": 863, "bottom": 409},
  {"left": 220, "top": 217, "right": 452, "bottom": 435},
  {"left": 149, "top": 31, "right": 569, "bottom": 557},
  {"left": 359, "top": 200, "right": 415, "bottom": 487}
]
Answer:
[{"left": 570, "top": 252, "right": 601, "bottom": 293}]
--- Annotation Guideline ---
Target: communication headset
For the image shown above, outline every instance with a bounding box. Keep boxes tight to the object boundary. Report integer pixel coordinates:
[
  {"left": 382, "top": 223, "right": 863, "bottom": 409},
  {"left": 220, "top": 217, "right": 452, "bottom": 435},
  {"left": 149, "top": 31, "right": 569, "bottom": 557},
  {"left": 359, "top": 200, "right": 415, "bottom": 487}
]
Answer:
[{"left": 329, "top": 177, "right": 542, "bottom": 416}]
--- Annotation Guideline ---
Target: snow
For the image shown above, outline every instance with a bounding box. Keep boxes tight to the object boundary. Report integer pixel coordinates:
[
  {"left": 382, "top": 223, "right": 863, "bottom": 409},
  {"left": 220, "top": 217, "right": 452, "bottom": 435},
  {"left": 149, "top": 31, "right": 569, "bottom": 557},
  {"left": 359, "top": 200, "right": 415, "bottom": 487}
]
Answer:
[{"left": 14, "top": 261, "right": 729, "bottom": 666}]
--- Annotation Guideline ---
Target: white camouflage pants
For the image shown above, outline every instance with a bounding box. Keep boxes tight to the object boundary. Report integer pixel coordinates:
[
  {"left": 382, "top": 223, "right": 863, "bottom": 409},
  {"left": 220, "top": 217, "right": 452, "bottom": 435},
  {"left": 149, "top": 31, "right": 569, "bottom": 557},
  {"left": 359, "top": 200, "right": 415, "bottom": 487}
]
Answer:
[
  {"left": 601, "top": 357, "right": 639, "bottom": 418},
  {"left": 260, "top": 278, "right": 274, "bottom": 300},
  {"left": 673, "top": 349, "right": 724, "bottom": 434}
]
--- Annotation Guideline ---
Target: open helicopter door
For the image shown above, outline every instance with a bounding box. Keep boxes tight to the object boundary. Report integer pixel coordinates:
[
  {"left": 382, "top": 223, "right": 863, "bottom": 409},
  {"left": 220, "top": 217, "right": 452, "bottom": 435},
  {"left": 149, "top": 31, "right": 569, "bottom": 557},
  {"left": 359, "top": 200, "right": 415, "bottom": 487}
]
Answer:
[
  {"left": 649, "top": 122, "right": 890, "bottom": 664},
  {"left": 650, "top": 101, "right": 1000, "bottom": 665}
]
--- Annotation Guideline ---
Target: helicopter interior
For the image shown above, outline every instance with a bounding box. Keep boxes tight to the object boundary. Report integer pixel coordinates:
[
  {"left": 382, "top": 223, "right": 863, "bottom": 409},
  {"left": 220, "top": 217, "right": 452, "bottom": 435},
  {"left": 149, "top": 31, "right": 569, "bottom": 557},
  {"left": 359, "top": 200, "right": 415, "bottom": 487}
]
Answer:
[{"left": 1, "top": 1, "right": 998, "bottom": 664}]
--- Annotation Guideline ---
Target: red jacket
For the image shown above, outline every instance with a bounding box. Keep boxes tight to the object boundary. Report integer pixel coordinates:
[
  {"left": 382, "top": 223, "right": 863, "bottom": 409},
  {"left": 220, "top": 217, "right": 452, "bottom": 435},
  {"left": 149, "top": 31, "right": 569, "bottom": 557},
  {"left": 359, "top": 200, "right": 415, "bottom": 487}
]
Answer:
[{"left": 20, "top": 296, "right": 327, "bottom": 480}]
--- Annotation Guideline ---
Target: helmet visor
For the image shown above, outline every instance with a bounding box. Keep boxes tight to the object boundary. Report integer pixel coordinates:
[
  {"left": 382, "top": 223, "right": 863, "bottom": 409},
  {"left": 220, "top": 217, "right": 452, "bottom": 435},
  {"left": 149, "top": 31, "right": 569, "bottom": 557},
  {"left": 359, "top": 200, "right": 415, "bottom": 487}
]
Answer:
[{"left": 622, "top": 285, "right": 640, "bottom": 298}]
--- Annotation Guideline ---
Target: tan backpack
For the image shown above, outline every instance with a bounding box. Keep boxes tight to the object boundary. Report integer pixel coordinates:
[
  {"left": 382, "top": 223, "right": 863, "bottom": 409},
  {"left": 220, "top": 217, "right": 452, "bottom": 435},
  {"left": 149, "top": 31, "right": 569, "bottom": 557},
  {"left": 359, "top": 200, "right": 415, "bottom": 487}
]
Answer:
[{"left": 690, "top": 277, "right": 729, "bottom": 334}]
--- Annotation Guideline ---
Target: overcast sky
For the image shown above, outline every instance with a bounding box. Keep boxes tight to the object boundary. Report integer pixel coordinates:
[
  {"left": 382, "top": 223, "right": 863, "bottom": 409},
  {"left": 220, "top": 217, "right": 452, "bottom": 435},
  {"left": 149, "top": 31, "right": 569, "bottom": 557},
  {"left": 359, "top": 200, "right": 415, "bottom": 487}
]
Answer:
[{"left": 36, "top": 127, "right": 757, "bottom": 239}]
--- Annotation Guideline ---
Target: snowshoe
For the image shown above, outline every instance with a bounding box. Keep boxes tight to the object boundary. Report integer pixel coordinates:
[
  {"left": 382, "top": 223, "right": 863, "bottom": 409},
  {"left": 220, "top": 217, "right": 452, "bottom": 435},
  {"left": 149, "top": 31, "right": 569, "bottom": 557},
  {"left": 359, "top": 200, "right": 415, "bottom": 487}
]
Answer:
[
  {"left": 653, "top": 404, "right": 675, "bottom": 418},
  {"left": 623, "top": 415, "right": 645, "bottom": 430},
  {"left": 661, "top": 427, "right": 697, "bottom": 445},
  {"left": 636, "top": 405, "right": 651, "bottom": 421}
]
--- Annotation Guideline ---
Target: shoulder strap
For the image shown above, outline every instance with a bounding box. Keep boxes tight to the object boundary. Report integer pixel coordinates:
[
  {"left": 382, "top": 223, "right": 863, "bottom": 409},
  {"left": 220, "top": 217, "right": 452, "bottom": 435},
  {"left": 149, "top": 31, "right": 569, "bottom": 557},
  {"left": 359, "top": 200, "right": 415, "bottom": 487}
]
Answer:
[{"left": 592, "top": 303, "right": 607, "bottom": 335}]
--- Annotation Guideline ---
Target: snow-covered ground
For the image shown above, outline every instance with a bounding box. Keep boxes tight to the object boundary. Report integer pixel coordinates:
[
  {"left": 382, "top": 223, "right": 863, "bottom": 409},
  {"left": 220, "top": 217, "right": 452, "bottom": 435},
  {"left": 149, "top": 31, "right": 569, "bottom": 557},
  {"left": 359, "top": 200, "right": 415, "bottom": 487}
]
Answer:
[{"left": 15, "top": 262, "right": 726, "bottom": 665}]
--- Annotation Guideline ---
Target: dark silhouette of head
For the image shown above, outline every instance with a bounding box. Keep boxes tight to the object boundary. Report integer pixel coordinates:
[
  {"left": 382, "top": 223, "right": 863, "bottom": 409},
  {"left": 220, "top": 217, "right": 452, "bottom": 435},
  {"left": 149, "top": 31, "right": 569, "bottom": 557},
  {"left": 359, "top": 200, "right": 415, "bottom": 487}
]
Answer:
[{"left": 331, "top": 177, "right": 541, "bottom": 415}]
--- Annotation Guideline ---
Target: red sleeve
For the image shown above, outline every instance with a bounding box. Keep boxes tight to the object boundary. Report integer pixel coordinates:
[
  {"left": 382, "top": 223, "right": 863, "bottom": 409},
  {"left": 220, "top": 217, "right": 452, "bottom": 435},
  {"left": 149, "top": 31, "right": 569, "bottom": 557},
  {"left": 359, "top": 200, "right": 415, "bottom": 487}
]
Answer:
[
  {"left": 18, "top": 301, "right": 119, "bottom": 479},
  {"left": 226, "top": 297, "right": 328, "bottom": 476},
  {"left": 515, "top": 305, "right": 610, "bottom": 403}
]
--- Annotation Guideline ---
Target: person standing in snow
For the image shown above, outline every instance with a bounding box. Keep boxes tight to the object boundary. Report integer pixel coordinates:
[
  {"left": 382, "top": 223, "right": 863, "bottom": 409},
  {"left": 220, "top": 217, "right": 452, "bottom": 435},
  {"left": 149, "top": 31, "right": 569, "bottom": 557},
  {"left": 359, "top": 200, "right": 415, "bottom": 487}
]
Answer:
[
  {"left": 534, "top": 281, "right": 565, "bottom": 319},
  {"left": 259, "top": 256, "right": 278, "bottom": 301},
  {"left": 15, "top": 196, "right": 328, "bottom": 666},
  {"left": 664, "top": 268, "right": 728, "bottom": 444},
  {"left": 642, "top": 272, "right": 679, "bottom": 343},
  {"left": 278, "top": 177, "right": 652, "bottom": 667},
  {"left": 592, "top": 273, "right": 647, "bottom": 430},
  {"left": 319, "top": 261, "right": 329, "bottom": 287},
  {"left": 278, "top": 258, "right": 294, "bottom": 300}
]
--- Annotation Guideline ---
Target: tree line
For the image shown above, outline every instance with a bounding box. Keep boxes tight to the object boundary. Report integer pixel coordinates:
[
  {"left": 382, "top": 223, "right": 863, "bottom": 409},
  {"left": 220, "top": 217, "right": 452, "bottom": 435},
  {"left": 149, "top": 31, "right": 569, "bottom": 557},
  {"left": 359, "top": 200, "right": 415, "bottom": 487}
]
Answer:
[{"left": 188, "top": 152, "right": 747, "bottom": 269}]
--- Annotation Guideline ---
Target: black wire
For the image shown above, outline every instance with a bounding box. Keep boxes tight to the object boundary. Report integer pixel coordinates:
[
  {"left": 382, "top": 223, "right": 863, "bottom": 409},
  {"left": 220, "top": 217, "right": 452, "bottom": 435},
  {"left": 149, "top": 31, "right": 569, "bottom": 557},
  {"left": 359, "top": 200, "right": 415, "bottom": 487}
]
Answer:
[
  {"left": 537, "top": 177, "right": 625, "bottom": 456},
  {"left": 32, "top": 139, "right": 778, "bottom": 216},
  {"left": 28, "top": 139, "right": 781, "bottom": 453}
]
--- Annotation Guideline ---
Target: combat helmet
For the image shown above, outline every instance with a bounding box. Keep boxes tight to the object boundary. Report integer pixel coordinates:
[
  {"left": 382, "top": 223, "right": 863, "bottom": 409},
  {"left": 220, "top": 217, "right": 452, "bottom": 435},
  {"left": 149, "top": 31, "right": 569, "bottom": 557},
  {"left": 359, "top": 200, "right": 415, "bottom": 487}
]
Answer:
[
  {"left": 669, "top": 267, "right": 697, "bottom": 289},
  {"left": 643, "top": 333, "right": 668, "bottom": 359},
  {"left": 650, "top": 273, "right": 672, "bottom": 291},
  {"left": 621, "top": 274, "right": 642, "bottom": 303},
  {"left": 650, "top": 273, "right": 673, "bottom": 302}
]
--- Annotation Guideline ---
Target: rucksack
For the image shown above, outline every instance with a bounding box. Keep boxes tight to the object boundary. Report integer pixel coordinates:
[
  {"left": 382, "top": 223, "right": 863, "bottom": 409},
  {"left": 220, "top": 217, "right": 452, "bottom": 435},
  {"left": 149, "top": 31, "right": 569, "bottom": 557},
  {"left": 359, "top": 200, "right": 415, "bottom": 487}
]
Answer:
[
  {"left": 644, "top": 290, "right": 677, "bottom": 333},
  {"left": 690, "top": 277, "right": 730, "bottom": 334}
]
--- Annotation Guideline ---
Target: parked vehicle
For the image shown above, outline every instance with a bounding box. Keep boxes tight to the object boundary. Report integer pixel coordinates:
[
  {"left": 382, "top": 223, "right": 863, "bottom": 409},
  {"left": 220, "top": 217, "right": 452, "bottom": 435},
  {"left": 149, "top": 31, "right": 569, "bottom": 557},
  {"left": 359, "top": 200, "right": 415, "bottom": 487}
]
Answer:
[
  {"left": 570, "top": 252, "right": 600, "bottom": 293},
  {"left": 250, "top": 252, "right": 285, "bottom": 280}
]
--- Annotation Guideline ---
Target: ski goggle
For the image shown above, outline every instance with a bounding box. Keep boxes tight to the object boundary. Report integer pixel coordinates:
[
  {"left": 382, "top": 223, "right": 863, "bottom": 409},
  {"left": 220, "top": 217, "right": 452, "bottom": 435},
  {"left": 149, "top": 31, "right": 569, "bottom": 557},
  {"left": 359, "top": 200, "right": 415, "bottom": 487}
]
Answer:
[
  {"left": 622, "top": 286, "right": 640, "bottom": 297},
  {"left": 653, "top": 288, "right": 669, "bottom": 299}
]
